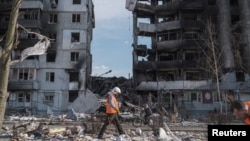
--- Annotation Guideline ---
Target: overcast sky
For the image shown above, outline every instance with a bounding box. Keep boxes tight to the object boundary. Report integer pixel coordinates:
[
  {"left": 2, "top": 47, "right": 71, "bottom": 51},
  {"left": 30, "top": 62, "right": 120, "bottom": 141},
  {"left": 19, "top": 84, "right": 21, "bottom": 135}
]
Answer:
[{"left": 91, "top": 0, "right": 133, "bottom": 78}]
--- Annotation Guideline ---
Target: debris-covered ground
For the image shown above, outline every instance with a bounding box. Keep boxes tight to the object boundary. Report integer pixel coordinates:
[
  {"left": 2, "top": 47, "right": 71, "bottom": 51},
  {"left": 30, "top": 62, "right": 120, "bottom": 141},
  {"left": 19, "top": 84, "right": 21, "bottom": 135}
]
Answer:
[
  {"left": 2, "top": 88, "right": 239, "bottom": 141},
  {"left": 0, "top": 112, "right": 209, "bottom": 141}
]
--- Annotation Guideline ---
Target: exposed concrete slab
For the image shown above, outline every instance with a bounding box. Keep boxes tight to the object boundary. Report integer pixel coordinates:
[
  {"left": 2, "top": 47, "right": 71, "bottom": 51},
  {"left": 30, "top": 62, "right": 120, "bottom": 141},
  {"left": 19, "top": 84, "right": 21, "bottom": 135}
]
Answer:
[{"left": 68, "top": 89, "right": 101, "bottom": 113}]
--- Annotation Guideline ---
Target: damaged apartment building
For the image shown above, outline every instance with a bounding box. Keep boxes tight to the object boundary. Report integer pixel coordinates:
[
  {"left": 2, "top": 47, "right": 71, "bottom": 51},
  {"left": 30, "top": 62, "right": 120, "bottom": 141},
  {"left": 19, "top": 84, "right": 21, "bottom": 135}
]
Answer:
[
  {"left": 0, "top": 0, "right": 94, "bottom": 114},
  {"left": 126, "top": 0, "right": 250, "bottom": 117}
]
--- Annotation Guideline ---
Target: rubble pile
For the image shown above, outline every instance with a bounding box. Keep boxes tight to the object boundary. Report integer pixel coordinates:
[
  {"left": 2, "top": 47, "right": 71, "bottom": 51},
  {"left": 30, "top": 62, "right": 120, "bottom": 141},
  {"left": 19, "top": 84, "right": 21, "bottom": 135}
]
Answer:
[
  {"left": 0, "top": 114, "right": 208, "bottom": 141},
  {"left": 1, "top": 89, "right": 208, "bottom": 140}
]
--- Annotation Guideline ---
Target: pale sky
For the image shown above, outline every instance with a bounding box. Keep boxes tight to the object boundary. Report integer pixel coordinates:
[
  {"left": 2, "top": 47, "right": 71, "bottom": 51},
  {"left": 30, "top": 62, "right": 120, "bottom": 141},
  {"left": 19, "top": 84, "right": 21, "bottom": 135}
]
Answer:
[{"left": 91, "top": 0, "right": 133, "bottom": 78}]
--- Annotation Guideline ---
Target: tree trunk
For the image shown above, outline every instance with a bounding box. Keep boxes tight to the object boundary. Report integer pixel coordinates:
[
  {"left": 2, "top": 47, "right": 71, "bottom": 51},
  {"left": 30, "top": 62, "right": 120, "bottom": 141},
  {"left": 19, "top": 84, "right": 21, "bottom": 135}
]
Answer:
[
  {"left": 0, "top": 62, "right": 10, "bottom": 128},
  {"left": 0, "top": 0, "right": 22, "bottom": 128}
]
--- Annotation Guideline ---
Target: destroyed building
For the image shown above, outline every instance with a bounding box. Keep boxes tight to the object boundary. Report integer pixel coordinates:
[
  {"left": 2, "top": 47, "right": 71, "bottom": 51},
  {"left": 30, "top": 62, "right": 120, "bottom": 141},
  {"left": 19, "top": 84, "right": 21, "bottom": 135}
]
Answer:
[
  {"left": 126, "top": 0, "right": 250, "bottom": 117},
  {"left": 0, "top": 0, "right": 95, "bottom": 114}
]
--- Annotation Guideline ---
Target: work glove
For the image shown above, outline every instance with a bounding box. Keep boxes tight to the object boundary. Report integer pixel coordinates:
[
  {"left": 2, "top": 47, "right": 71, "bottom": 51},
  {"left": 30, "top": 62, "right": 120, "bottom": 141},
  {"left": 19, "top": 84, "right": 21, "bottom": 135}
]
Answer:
[{"left": 116, "top": 108, "right": 120, "bottom": 115}]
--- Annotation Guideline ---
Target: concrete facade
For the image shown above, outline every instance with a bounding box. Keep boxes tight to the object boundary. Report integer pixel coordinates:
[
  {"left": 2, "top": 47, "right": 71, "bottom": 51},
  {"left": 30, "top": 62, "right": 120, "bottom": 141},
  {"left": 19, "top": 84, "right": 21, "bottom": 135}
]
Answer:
[
  {"left": 126, "top": 0, "right": 250, "bottom": 117},
  {"left": 0, "top": 0, "right": 94, "bottom": 115}
]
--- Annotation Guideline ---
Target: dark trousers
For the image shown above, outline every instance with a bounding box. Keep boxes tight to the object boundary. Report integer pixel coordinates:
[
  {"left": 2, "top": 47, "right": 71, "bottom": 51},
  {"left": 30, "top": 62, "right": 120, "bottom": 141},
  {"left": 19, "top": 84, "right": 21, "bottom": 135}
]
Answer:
[{"left": 98, "top": 113, "right": 124, "bottom": 138}]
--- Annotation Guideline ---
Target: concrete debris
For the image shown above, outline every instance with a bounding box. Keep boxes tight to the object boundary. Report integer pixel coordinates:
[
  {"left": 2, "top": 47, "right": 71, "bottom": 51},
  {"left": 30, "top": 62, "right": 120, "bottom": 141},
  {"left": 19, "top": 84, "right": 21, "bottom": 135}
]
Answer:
[
  {"left": 135, "top": 127, "right": 142, "bottom": 135},
  {"left": 19, "top": 37, "right": 50, "bottom": 62},
  {"left": 65, "top": 108, "right": 78, "bottom": 121},
  {"left": 68, "top": 89, "right": 101, "bottom": 113},
  {"left": 9, "top": 115, "right": 37, "bottom": 121},
  {"left": 162, "top": 122, "right": 181, "bottom": 141},
  {"left": 1, "top": 114, "right": 209, "bottom": 141},
  {"left": 124, "top": 101, "right": 143, "bottom": 110},
  {"left": 158, "top": 127, "right": 172, "bottom": 141},
  {"left": 116, "top": 134, "right": 132, "bottom": 141}
]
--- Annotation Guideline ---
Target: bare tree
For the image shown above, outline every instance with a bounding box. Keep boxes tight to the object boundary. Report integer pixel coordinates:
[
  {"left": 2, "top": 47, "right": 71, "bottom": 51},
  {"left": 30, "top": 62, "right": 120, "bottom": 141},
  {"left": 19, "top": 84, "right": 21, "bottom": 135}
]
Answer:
[
  {"left": 0, "top": 0, "right": 50, "bottom": 128},
  {"left": 199, "top": 19, "right": 223, "bottom": 113},
  {"left": 0, "top": 0, "right": 22, "bottom": 128}
]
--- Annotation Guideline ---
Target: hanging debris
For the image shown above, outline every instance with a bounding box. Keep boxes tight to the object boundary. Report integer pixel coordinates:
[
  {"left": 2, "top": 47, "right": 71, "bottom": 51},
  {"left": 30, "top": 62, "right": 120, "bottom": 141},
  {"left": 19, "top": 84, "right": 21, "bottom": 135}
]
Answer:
[
  {"left": 19, "top": 37, "right": 50, "bottom": 62},
  {"left": 10, "top": 24, "right": 52, "bottom": 64}
]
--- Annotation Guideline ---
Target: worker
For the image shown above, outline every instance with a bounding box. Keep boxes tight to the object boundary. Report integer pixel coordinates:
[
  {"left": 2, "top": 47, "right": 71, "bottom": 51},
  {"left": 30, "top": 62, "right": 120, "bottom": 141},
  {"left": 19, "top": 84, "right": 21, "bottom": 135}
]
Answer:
[
  {"left": 230, "top": 100, "right": 250, "bottom": 125},
  {"left": 97, "top": 87, "right": 125, "bottom": 139}
]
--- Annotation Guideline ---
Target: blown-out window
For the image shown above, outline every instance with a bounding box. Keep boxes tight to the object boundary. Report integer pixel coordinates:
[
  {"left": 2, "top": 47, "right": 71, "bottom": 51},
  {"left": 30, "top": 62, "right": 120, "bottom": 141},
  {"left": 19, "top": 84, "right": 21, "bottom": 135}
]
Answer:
[
  {"left": 49, "top": 13, "right": 58, "bottom": 24},
  {"left": 69, "top": 71, "right": 79, "bottom": 82},
  {"left": 69, "top": 90, "right": 78, "bottom": 102},
  {"left": 186, "top": 71, "right": 200, "bottom": 80},
  {"left": 46, "top": 51, "right": 56, "bottom": 62},
  {"left": 73, "top": 0, "right": 81, "bottom": 4},
  {"left": 71, "top": 52, "right": 79, "bottom": 61},
  {"left": 183, "top": 32, "right": 199, "bottom": 40},
  {"left": 71, "top": 32, "right": 80, "bottom": 42}
]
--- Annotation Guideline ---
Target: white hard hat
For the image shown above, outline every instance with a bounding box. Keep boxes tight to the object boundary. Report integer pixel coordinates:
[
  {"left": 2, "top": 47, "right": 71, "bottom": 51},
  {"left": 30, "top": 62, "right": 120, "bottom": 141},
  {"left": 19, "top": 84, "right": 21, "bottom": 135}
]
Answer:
[{"left": 112, "top": 87, "right": 121, "bottom": 94}]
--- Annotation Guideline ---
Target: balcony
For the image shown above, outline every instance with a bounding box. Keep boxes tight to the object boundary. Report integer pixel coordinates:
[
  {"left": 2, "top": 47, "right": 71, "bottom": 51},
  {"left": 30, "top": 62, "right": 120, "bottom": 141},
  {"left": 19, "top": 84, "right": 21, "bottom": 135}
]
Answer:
[
  {"left": 134, "top": 3, "right": 155, "bottom": 17},
  {"left": 156, "top": 20, "right": 204, "bottom": 32},
  {"left": 157, "top": 60, "right": 197, "bottom": 70},
  {"left": 8, "top": 80, "right": 39, "bottom": 90},
  {"left": 18, "top": 19, "right": 42, "bottom": 29},
  {"left": 157, "top": 40, "right": 201, "bottom": 51},
  {"left": 11, "top": 60, "right": 39, "bottom": 68},
  {"left": 135, "top": 45, "right": 147, "bottom": 57},
  {"left": 0, "top": 0, "right": 43, "bottom": 11},
  {"left": 156, "top": 0, "right": 204, "bottom": 16},
  {"left": 21, "top": 0, "right": 44, "bottom": 9},
  {"left": 0, "top": 20, "right": 41, "bottom": 30},
  {"left": 134, "top": 61, "right": 157, "bottom": 71},
  {"left": 136, "top": 20, "right": 203, "bottom": 36},
  {"left": 136, "top": 23, "right": 155, "bottom": 36},
  {"left": 155, "top": 0, "right": 181, "bottom": 16},
  {"left": 0, "top": 1, "right": 14, "bottom": 11}
]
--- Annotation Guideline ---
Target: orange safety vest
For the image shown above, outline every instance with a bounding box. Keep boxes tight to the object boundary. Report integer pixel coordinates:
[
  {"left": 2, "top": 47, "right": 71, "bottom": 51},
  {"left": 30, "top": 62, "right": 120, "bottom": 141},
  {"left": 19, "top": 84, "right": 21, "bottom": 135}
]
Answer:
[
  {"left": 106, "top": 94, "right": 118, "bottom": 114},
  {"left": 244, "top": 101, "right": 250, "bottom": 125}
]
